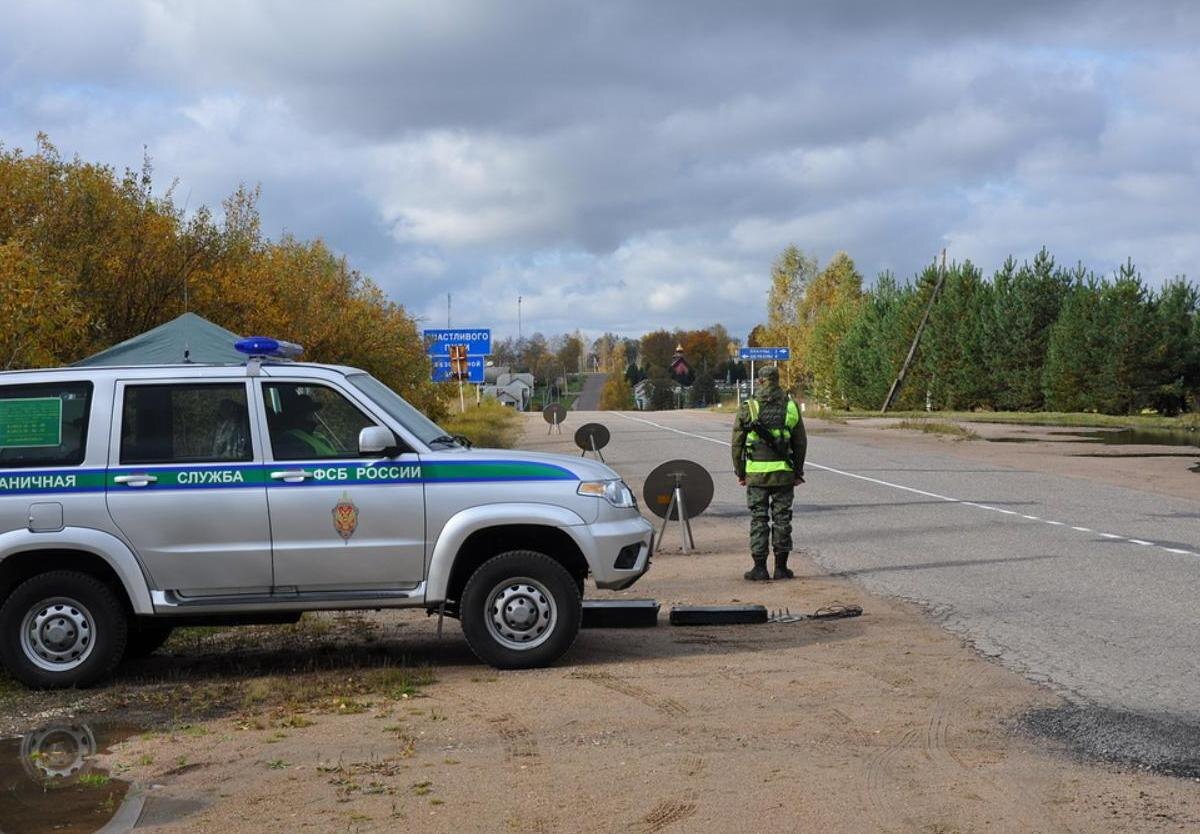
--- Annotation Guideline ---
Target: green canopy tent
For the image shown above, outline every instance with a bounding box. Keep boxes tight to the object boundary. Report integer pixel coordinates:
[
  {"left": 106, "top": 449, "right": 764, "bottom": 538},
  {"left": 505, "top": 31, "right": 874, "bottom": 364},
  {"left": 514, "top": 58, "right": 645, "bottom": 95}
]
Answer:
[{"left": 73, "top": 313, "right": 245, "bottom": 366}]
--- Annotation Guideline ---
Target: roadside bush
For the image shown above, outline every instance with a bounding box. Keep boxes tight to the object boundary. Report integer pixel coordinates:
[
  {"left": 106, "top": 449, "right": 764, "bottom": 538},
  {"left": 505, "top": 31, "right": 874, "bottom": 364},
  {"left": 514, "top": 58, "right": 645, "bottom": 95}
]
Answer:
[{"left": 440, "top": 400, "right": 523, "bottom": 448}]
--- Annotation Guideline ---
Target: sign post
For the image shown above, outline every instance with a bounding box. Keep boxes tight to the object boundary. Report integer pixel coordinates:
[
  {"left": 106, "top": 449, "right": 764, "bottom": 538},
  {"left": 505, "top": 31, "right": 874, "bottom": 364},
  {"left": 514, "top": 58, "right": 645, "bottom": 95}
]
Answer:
[{"left": 425, "top": 328, "right": 491, "bottom": 410}]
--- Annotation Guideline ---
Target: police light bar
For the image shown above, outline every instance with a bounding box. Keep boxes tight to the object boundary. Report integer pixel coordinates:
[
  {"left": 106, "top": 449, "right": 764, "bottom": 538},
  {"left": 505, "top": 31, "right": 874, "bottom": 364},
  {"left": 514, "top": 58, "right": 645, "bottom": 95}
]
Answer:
[{"left": 234, "top": 337, "right": 305, "bottom": 360}]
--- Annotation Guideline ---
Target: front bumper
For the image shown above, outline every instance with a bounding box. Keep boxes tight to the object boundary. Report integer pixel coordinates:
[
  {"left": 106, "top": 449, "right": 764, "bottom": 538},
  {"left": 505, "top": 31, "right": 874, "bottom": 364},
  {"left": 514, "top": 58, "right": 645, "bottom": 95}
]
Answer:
[{"left": 587, "top": 514, "right": 654, "bottom": 590}]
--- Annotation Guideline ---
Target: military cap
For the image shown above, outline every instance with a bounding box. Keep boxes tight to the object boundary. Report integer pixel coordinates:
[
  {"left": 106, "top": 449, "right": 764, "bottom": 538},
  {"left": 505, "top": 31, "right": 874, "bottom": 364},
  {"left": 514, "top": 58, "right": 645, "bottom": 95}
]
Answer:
[{"left": 757, "top": 365, "right": 780, "bottom": 383}]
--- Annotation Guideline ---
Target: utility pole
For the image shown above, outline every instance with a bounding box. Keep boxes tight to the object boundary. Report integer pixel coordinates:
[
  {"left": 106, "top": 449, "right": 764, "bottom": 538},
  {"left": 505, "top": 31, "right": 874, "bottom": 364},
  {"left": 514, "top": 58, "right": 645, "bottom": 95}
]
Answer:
[
  {"left": 517, "top": 296, "right": 523, "bottom": 340},
  {"left": 881, "top": 248, "right": 948, "bottom": 414}
]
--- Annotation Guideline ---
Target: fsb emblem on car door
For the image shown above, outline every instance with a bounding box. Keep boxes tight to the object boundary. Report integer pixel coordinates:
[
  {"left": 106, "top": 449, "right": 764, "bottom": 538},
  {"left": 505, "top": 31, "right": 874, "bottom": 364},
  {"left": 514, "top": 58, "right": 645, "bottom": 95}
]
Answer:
[{"left": 332, "top": 492, "right": 359, "bottom": 542}]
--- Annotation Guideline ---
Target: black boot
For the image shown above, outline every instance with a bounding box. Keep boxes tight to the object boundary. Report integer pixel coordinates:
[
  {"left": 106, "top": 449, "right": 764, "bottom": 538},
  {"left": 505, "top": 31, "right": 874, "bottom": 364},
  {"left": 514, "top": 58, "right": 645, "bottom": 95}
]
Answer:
[
  {"left": 744, "top": 556, "right": 770, "bottom": 581},
  {"left": 773, "top": 553, "right": 794, "bottom": 580}
]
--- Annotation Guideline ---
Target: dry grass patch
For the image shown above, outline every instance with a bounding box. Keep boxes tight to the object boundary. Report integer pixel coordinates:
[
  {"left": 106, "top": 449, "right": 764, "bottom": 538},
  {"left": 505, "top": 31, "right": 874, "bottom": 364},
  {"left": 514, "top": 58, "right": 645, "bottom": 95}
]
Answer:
[
  {"left": 440, "top": 399, "right": 523, "bottom": 448},
  {"left": 886, "top": 419, "right": 980, "bottom": 440}
]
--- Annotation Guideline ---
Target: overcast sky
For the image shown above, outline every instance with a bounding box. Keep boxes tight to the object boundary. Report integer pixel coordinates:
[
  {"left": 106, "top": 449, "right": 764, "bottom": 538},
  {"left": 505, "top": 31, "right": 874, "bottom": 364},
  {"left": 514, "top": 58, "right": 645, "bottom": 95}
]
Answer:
[{"left": 3, "top": 1, "right": 1199, "bottom": 340}]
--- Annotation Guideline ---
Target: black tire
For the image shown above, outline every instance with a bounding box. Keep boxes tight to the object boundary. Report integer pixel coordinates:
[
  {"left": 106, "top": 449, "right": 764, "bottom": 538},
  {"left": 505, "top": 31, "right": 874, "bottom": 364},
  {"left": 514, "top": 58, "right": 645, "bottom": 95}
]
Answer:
[
  {"left": 460, "top": 550, "right": 582, "bottom": 670},
  {"left": 0, "top": 571, "right": 129, "bottom": 689},
  {"left": 123, "top": 624, "right": 174, "bottom": 659}
]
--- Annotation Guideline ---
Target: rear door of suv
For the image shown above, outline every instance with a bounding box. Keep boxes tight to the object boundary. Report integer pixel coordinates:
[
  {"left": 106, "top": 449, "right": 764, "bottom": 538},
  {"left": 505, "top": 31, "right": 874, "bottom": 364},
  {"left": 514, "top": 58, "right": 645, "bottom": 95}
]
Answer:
[{"left": 105, "top": 378, "right": 273, "bottom": 596}]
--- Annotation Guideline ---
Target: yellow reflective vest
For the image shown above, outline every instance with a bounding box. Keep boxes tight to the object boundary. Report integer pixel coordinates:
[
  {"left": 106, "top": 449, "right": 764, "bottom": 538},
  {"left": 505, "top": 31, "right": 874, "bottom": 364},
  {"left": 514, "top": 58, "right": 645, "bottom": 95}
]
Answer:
[{"left": 745, "top": 397, "right": 801, "bottom": 475}]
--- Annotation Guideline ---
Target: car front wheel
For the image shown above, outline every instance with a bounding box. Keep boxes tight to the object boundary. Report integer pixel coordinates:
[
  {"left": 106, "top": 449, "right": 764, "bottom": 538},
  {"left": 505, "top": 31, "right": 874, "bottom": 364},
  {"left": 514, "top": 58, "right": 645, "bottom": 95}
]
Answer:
[
  {"left": 0, "top": 571, "right": 129, "bottom": 689},
  {"left": 460, "top": 550, "right": 581, "bottom": 670}
]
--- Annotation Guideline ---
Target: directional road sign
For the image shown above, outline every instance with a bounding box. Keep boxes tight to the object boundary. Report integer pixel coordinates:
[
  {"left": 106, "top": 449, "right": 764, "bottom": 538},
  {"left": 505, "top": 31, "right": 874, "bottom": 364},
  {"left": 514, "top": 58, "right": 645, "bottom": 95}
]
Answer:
[
  {"left": 739, "top": 346, "right": 790, "bottom": 361},
  {"left": 424, "top": 328, "right": 492, "bottom": 357},
  {"left": 431, "top": 355, "right": 485, "bottom": 383}
]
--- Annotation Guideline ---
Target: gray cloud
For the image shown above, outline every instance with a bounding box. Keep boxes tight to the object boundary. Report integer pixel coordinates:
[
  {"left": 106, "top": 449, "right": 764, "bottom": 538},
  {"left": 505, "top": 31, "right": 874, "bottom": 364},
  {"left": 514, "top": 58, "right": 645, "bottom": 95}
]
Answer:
[{"left": 2, "top": 0, "right": 1199, "bottom": 340}]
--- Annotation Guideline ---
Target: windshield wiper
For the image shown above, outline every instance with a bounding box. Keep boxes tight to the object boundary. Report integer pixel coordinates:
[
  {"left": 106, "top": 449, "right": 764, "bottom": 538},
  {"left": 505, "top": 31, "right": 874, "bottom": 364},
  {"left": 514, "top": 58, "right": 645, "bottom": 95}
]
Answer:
[{"left": 429, "top": 434, "right": 473, "bottom": 449}]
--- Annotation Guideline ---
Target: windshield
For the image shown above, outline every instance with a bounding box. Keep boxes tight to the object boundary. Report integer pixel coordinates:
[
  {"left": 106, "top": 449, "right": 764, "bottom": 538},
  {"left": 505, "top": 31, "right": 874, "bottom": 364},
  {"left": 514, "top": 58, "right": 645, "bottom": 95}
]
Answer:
[{"left": 347, "top": 373, "right": 449, "bottom": 446}]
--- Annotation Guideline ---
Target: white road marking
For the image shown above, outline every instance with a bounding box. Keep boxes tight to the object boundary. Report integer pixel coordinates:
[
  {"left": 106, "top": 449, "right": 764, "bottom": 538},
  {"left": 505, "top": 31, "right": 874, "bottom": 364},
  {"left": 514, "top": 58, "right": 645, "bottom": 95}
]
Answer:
[{"left": 613, "top": 411, "right": 1199, "bottom": 560}]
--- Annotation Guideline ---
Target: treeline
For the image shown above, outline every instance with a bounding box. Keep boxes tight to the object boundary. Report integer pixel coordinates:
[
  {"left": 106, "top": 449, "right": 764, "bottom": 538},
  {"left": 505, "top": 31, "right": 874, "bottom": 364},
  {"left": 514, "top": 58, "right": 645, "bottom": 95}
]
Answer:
[
  {"left": 762, "top": 246, "right": 1200, "bottom": 415},
  {"left": 594, "top": 325, "right": 738, "bottom": 410},
  {"left": 0, "top": 136, "right": 442, "bottom": 416},
  {"left": 489, "top": 332, "right": 586, "bottom": 385}
]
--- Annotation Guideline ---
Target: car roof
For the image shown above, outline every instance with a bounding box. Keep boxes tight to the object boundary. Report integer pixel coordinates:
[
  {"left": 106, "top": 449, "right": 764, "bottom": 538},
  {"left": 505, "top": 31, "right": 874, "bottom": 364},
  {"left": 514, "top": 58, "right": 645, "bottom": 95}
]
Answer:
[{"left": 0, "top": 362, "right": 364, "bottom": 381}]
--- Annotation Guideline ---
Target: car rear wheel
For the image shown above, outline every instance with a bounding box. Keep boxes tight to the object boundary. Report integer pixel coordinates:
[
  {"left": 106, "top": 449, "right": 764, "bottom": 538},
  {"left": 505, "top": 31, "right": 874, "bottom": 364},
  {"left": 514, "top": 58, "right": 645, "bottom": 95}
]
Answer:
[
  {"left": 460, "top": 550, "right": 581, "bottom": 669},
  {"left": 0, "top": 571, "right": 129, "bottom": 689}
]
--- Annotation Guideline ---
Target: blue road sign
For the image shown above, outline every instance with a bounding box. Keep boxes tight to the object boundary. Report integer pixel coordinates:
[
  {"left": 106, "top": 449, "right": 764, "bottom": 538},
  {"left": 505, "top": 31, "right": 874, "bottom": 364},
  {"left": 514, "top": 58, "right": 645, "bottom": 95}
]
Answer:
[
  {"left": 432, "top": 356, "right": 485, "bottom": 383},
  {"left": 739, "top": 347, "right": 791, "bottom": 361},
  {"left": 424, "top": 328, "right": 492, "bottom": 357}
]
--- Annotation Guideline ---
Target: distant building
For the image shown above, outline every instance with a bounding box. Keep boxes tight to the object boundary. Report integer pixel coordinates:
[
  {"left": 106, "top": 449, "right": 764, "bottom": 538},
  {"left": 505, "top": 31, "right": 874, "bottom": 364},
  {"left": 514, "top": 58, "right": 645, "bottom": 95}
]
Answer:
[
  {"left": 669, "top": 343, "right": 692, "bottom": 383},
  {"left": 497, "top": 372, "right": 534, "bottom": 389},
  {"left": 482, "top": 377, "right": 533, "bottom": 410},
  {"left": 633, "top": 379, "right": 653, "bottom": 410}
]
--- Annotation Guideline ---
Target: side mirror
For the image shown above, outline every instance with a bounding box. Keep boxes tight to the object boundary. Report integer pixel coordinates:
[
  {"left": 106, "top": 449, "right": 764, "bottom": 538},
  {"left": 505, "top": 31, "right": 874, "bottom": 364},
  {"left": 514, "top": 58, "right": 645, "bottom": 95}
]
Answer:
[{"left": 358, "top": 426, "right": 399, "bottom": 457}]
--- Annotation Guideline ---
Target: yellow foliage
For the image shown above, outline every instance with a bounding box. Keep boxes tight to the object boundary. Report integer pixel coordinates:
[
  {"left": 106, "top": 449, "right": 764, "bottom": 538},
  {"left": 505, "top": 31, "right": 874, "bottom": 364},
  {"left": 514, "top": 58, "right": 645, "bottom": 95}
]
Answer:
[
  {"left": 0, "top": 241, "right": 88, "bottom": 369},
  {"left": 599, "top": 373, "right": 633, "bottom": 410}
]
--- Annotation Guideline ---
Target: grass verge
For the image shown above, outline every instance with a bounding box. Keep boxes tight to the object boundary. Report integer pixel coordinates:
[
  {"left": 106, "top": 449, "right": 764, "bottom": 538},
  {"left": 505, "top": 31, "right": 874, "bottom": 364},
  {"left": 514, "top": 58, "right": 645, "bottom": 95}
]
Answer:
[
  {"left": 826, "top": 409, "right": 1199, "bottom": 432},
  {"left": 440, "top": 399, "right": 523, "bottom": 448}
]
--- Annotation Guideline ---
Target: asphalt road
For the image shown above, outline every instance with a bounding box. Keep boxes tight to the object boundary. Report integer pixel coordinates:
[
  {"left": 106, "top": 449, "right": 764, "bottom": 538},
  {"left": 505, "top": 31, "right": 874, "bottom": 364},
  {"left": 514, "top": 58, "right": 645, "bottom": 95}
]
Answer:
[
  {"left": 573, "top": 372, "right": 608, "bottom": 410},
  {"left": 583, "top": 409, "right": 1200, "bottom": 736}
]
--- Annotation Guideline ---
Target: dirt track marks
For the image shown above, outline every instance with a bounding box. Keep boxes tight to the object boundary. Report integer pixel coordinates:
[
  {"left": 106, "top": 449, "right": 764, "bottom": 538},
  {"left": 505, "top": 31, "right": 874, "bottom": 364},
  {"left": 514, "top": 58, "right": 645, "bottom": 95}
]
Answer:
[
  {"left": 489, "top": 713, "right": 539, "bottom": 759},
  {"left": 569, "top": 671, "right": 688, "bottom": 717},
  {"left": 637, "top": 798, "right": 697, "bottom": 832},
  {"left": 858, "top": 662, "right": 1071, "bottom": 834}
]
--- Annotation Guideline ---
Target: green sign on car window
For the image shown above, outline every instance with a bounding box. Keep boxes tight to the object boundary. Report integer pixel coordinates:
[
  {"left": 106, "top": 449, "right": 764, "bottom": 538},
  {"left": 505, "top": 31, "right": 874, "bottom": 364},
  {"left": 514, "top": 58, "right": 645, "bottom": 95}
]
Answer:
[{"left": 0, "top": 398, "right": 63, "bottom": 448}]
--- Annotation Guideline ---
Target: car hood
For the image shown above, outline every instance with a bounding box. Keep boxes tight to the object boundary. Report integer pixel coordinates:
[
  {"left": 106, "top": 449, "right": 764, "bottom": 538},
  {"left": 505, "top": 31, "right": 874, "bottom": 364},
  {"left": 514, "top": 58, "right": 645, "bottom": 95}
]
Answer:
[{"left": 424, "top": 448, "right": 619, "bottom": 482}]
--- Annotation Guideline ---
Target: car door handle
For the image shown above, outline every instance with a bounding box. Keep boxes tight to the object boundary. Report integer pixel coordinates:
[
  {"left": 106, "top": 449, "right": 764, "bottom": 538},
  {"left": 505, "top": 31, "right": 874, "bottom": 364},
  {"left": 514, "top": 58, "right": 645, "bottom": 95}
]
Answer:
[
  {"left": 113, "top": 474, "right": 158, "bottom": 487},
  {"left": 270, "top": 470, "right": 313, "bottom": 483}
]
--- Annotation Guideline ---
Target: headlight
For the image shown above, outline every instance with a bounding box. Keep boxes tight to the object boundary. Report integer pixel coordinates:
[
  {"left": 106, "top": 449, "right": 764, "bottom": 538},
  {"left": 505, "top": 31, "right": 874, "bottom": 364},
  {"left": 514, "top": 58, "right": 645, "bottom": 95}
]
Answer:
[{"left": 577, "top": 479, "right": 636, "bottom": 508}]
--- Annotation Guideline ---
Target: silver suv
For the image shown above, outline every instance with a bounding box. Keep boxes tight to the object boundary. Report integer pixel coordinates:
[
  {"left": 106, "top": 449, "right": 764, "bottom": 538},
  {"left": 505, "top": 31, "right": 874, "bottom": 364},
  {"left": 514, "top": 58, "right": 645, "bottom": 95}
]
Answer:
[{"left": 0, "top": 342, "right": 652, "bottom": 688}]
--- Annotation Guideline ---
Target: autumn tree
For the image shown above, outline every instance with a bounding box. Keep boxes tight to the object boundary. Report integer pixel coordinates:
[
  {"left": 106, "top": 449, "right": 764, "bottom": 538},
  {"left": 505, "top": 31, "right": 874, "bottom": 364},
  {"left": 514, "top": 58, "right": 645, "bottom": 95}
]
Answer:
[
  {"left": 640, "top": 329, "right": 676, "bottom": 371},
  {"left": 803, "top": 252, "right": 864, "bottom": 406},
  {"left": 764, "top": 245, "right": 819, "bottom": 390},
  {"left": 0, "top": 240, "right": 88, "bottom": 369},
  {"left": 0, "top": 136, "right": 442, "bottom": 417}
]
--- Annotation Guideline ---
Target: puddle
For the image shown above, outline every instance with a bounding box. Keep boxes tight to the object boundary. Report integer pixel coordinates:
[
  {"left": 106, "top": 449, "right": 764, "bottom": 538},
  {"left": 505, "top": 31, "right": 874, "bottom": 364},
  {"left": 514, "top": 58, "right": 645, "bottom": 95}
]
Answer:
[
  {"left": 987, "top": 428, "right": 1198, "bottom": 448},
  {"left": 0, "top": 720, "right": 201, "bottom": 833},
  {"left": 0, "top": 721, "right": 138, "bottom": 833}
]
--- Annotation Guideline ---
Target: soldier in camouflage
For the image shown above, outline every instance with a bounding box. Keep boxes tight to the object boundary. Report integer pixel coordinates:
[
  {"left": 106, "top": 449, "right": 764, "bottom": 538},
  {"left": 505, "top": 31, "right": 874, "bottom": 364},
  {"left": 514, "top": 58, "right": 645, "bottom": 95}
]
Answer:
[{"left": 731, "top": 365, "right": 807, "bottom": 581}]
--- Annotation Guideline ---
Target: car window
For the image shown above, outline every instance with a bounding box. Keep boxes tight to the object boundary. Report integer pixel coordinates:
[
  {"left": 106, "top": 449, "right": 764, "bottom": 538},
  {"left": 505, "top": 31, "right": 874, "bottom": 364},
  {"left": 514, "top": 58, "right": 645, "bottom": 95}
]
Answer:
[
  {"left": 263, "top": 382, "right": 377, "bottom": 461},
  {"left": 0, "top": 381, "right": 93, "bottom": 468},
  {"left": 346, "top": 373, "right": 448, "bottom": 445},
  {"left": 121, "top": 383, "right": 253, "bottom": 465}
]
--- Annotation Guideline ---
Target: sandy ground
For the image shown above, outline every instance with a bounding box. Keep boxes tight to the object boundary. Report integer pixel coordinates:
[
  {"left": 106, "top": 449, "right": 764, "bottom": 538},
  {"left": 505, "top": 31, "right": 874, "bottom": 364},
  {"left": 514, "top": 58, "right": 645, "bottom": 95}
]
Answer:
[{"left": 4, "top": 416, "right": 1199, "bottom": 833}]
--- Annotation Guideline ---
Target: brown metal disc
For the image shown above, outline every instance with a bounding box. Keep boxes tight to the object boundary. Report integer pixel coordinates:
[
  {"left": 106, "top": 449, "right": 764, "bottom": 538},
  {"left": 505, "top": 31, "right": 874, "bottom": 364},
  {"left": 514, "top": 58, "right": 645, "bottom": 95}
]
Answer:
[
  {"left": 574, "top": 422, "right": 611, "bottom": 451},
  {"left": 642, "top": 459, "right": 714, "bottom": 520}
]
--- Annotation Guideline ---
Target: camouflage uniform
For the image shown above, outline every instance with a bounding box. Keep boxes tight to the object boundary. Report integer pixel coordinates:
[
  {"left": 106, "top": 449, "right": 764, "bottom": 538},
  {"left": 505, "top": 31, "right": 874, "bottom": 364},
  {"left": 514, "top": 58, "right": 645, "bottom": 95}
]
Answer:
[{"left": 731, "top": 367, "right": 806, "bottom": 580}]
